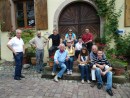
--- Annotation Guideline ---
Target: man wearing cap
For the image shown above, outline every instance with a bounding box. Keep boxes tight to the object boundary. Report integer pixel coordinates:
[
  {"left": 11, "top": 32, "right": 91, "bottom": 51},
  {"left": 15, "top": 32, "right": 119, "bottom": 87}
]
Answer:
[{"left": 29, "top": 31, "right": 47, "bottom": 73}]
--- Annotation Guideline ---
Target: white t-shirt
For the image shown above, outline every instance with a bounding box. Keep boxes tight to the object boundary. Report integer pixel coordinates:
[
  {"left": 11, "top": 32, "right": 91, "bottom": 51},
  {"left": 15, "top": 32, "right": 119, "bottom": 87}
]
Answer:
[
  {"left": 7, "top": 36, "right": 24, "bottom": 52},
  {"left": 75, "top": 42, "right": 82, "bottom": 50}
]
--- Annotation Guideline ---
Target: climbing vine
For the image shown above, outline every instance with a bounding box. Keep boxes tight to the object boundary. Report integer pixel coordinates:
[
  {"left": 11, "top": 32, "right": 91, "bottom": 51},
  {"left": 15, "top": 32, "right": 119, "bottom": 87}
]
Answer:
[{"left": 91, "top": 0, "right": 122, "bottom": 42}]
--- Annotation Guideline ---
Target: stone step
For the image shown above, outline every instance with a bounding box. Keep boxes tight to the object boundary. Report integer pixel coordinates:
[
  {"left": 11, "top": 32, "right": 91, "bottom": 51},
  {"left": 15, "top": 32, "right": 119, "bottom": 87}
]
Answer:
[
  {"left": 41, "top": 70, "right": 127, "bottom": 84},
  {"left": 41, "top": 71, "right": 81, "bottom": 80},
  {"left": 44, "top": 65, "right": 79, "bottom": 72}
]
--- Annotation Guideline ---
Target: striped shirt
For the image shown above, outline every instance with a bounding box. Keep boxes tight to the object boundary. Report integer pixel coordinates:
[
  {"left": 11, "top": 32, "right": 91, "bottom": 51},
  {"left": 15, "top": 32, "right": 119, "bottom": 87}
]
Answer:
[{"left": 91, "top": 57, "right": 111, "bottom": 71}]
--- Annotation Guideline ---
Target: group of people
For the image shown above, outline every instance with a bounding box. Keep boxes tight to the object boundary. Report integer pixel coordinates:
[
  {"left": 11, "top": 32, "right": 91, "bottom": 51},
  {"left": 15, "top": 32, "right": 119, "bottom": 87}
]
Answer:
[{"left": 7, "top": 28, "right": 114, "bottom": 96}]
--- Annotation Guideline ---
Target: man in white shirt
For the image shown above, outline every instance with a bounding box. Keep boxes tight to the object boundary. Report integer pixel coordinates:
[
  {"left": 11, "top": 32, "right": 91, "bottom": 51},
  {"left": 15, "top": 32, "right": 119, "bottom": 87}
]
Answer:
[
  {"left": 7, "top": 29, "right": 25, "bottom": 80},
  {"left": 75, "top": 37, "right": 83, "bottom": 58},
  {"left": 29, "top": 31, "right": 47, "bottom": 73}
]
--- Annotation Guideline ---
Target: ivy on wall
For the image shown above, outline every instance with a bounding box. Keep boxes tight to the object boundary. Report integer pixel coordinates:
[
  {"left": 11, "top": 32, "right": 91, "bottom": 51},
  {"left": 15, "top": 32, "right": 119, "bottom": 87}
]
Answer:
[{"left": 91, "top": 0, "right": 122, "bottom": 42}]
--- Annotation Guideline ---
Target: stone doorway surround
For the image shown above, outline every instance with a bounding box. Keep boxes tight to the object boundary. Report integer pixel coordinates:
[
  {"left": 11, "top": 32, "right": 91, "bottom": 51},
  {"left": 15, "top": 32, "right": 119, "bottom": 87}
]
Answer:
[{"left": 53, "top": 0, "right": 105, "bottom": 37}]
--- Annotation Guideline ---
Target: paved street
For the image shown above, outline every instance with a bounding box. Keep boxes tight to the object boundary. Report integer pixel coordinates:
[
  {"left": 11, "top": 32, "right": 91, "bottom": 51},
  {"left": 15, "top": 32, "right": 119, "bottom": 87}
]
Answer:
[
  {"left": 0, "top": 61, "right": 130, "bottom": 98},
  {"left": 0, "top": 76, "right": 130, "bottom": 98}
]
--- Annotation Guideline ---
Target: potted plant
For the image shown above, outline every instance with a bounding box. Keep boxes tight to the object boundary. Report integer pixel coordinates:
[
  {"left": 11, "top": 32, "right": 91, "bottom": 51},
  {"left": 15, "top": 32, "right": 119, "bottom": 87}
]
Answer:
[
  {"left": 48, "top": 57, "right": 54, "bottom": 68},
  {"left": 110, "top": 59, "right": 127, "bottom": 76},
  {"left": 94, "top": 37, "right": 101, "bottom": 46},
  {"left": 94, "top": 36, "right": 107, "bottom": 48},
  {"left": 25, "top": 47, "right": 36, "bottom": 65}
]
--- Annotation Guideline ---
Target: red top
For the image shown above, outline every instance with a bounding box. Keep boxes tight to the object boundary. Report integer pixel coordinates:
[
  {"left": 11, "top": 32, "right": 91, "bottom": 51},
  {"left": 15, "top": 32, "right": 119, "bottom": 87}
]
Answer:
[{"left": 82, "top": 32, "right": 93, "bottom": 43}]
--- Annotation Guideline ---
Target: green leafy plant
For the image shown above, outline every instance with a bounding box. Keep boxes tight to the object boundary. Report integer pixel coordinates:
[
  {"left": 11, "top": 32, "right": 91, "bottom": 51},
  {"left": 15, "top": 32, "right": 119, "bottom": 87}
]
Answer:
[
  {"left": 21, "top": 29, "right": 35, "bottom": 44},
  {"left": 92, "top": 0, "right": 122, "bottom": 44},
  {"left": 8, "top": 29, "right": 35, "bottom": 44},
  {"left": 110, "top": 59, "right": 127, "bottom": 69},
  {"left": 115, "top": 33, "right": 130, "bottom": 57}
]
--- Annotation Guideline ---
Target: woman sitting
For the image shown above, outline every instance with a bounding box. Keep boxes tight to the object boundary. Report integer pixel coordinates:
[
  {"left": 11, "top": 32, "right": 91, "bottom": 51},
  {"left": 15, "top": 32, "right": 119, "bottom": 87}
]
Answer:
[
  {"left": 77, "top": 47, "right": 91, "bottom": 84},
  {"left": 66, "top": 40, "right": 75, "bottom": 75}
]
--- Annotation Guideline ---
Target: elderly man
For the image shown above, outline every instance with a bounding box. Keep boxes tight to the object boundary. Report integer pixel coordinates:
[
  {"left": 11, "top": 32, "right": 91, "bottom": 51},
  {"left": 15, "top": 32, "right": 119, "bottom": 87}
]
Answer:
[
  {"left": 52, "top": 44, "right": 69, "bottom": 82},
  {"left": 48, "top": 29, "right": 62, "bottom": 57},
  {"left": 82, "top": 29, "right": 93, "bottom": 53},
  {"left": 7, "top": 29, "right": 25, "bottom": 80},
  {"left": 91, "top": 50, "right": 113, "bottom": 96},
  {"left": 90, "top": 45, "right": 106, "bottom": 87},
  {"left": 29, "top": 31, "right": 47, "bottom": 73}
]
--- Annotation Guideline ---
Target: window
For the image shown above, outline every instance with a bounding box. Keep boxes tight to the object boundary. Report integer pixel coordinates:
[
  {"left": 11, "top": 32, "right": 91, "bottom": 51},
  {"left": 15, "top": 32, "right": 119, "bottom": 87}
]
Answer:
[{"left": 15, "top": 0, "right": 35, "bottom": 28}]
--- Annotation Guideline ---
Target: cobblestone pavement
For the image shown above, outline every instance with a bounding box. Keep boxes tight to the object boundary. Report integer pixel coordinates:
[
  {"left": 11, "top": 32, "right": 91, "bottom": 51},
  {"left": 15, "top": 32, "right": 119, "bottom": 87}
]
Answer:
[
  {"left": 0, "top": 75, "right": 130, "bottom": 98},
  {"left": 0, "top": 61, "right": 130, "bottom": 98}
]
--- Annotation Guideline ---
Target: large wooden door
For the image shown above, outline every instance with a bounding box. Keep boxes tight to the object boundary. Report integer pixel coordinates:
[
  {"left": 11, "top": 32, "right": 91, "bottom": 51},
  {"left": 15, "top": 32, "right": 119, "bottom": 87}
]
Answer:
[{"left": 58, "top": 2, "right": 100, "bottom": 39}]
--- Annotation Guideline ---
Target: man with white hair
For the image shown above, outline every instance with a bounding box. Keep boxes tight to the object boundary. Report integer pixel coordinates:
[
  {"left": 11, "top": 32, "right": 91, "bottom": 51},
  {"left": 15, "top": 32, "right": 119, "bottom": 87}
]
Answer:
[
  {"left": 29, "top": 31, "right": 47, "bottom": 73},
  {"left": 52, "top": 43, "right": 69, "bottom": 82},
  {"left": 90, "top": 45, "right": 106, "bottom": 87},
  {"left": 7, "top": 29, "right": 25, "bottom": 80}
]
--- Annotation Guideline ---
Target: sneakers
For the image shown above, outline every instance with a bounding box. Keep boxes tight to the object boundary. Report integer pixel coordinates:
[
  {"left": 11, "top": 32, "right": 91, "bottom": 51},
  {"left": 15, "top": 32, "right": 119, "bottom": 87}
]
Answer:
[
  {"left": 67, "top": 70, "right": 70, "bottom": 75},
  {"left": 97, "top": 83, "right": 102, "bottom": 89},
  {"left": 69, "top": 70, "right": 72, "bottom": 75},
  {"left": 52, "top": 72, "right": 55, "bottom": 76},
  {"left": 54, "top": 75, "right": 58, "bottom": 82},
  {"left": 67, "top": 70, "right": 72, "bottom": 75},
  {"left": 81, "top": 79, "right": 84, "bottom": 84},
  {"left": 87, "top": 80, "right": 91, "bottom": 84},
  {"left": 106, "top": 89, "right": 113, "bottom": 96}
]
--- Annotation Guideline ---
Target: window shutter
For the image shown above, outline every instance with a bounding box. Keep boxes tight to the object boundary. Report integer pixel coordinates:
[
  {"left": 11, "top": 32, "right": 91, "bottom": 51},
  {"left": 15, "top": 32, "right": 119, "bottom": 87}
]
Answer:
[
  {"left": 125, "top": 0, "right": 130, "bottom": 26},
  {"left": 0, "top": 0, "right": 11, "bottom": 31},
  {"left": 35, "top": 0, "right": 48, "bottom": 30}
]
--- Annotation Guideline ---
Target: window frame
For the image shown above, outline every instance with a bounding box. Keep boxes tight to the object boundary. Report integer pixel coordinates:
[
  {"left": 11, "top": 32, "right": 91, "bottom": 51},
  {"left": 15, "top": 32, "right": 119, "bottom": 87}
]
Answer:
[{"left": 14, "top": 0, "right": 35, "bottom": 29}]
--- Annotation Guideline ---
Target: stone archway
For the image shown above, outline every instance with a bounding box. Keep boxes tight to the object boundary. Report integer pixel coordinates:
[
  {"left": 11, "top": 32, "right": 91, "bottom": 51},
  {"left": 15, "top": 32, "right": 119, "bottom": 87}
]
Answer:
[{"left": 53, "top": 0, "right": 104, "bottom": 38}]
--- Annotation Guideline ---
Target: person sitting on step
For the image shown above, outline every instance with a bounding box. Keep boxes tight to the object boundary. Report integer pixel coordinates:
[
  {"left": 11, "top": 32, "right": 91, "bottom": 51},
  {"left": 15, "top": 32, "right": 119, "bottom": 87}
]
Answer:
[
  {"left": 75, "top": 37, "right": 83, "bottom": 58},
  {"left": 52, "top": 44, "right": 69, "bottom": 82},
  {"left": 64, "top": 28, "right": 77, "bottom": 46},
  {"left": 90, "top": 49, "right": 113, "bottom": 96},
  {"left": 77, "top": 47, "right": 91, "bottom": 84},
  {"left": 65, "top": 40, "right": 75, "bottom": 75}
]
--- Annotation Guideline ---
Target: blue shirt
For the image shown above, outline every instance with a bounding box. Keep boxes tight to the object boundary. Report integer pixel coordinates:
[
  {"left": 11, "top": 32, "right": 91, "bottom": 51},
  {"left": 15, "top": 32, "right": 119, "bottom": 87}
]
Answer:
[
  {"left": 54, "top": 49, "right": 68, "bottom": 62},
  {"left": 65, "top": 33, "right": 76, "bottom": 39}
]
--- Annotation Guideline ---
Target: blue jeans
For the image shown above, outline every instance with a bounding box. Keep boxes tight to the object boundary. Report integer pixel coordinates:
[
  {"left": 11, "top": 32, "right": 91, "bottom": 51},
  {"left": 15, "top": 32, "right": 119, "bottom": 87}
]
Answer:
[
  {"left": 79, "top": 65, "right": 90, "bottom": 80},
  {"left": 52, "top": 62, "right": 66, "bottom": 78},
  {"left": 13, "top": 52, "right": 23, "bottom": 78},
  {"left": 36, "top": 49, "right": 44, "bottom": 72},
  {"left": 95, "top": 68, "right": 112, "bottom": 90},
  {"left": 66, "top": 56, "right": 74, "bottom": 71}
]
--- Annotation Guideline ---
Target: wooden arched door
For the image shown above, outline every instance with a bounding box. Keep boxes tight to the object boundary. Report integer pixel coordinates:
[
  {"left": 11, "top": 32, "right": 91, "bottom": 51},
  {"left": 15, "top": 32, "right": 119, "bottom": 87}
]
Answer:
[{"left": 58, "top": 2, "right": 100, "bottom": 39}]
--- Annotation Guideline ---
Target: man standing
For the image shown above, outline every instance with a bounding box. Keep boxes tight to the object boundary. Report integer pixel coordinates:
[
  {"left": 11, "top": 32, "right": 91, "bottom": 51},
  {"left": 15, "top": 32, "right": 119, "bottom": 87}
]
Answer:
[
  {"left": 7, "top": 29, "right": 25, "bottom": 80},
  {"left": 48, "top": 29, "right": 62, "bottom": 57},
  {"left": 82, "top": 29, "right": 93, "bottom": 53},
  {"left": 29, "top": 31, "right": 47, "bottom": 73},
  {"left": 52, "top": 44, "right": 69, "bottom": 82},
  {"left": 91, "top": 50, "right": 113, "bottom": 96}
]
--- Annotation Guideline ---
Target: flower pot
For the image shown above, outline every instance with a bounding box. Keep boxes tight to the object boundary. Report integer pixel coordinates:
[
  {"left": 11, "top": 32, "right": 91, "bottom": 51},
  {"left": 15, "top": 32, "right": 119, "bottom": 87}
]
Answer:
[
  {"left": 48, "top": 61, "right": 54, "bottom": 67},
  {"left": 31, "top": 57, "right": 36, "bottom": 65},
  {"left": 113, "top": 68, "right": 125, "bottom": 76},
  {"left": 22, "top": 56, "right": 27, "bottom": 64}
]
